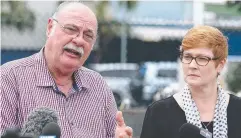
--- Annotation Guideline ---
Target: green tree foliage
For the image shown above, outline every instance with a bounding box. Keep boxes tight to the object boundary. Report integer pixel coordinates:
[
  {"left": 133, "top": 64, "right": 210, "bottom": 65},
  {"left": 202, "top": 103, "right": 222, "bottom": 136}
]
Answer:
[
  {"left": 1, "top": 1, "right": 36, "bottom": 31},
  {"left": 224, "top": 1, "right": 241, "bottom": 93},
  {"left": 95, "top": 1, "right": 137, "bottom": 62},
  {"left": 95, "top": 1, "right": 137, "bottom": 37},
  {"left": 56, "top": 1, "right": 137, "bottom": 62},
  {"left": 226, "top": 63, "right": 241, "bottom": 93},
  {"left": 57, "top": 1, "right": 137, "bottom": 34},
  {"left": 226, "top": 1, "right": 241, "bottom": 12}
]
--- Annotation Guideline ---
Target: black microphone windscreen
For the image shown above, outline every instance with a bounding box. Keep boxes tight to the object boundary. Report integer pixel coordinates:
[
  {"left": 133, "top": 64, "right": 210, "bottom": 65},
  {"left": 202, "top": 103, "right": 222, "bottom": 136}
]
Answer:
[
  {"left": 20, "top": 133, "right": 37, "bottom": 138},
  {"left": 40, "top": 122, "right": 61, "bottom": 138},
  {"left": 1, "top": 127, "right": 20, "bottom": 138},
  {"left": 21, "top": 107, "right": 59, "bottom": 137},
  {"left": 179, "top": 123, "right": 205, "bottom": 138}
]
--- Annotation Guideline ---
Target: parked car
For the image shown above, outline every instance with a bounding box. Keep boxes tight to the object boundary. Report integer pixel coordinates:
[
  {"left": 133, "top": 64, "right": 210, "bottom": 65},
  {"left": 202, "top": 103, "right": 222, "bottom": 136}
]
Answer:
[
  {"left": 236, "top": 91, "right": 241, "bottom": 97},
  {"left": 88, "top": 63, "right": 140, "bottom": 109},
  {"left": 141, "top": 62, "right": 178, "bottom": 105},
  {"left": 153, "top": 83, "right": 180, "bottom": 102}
]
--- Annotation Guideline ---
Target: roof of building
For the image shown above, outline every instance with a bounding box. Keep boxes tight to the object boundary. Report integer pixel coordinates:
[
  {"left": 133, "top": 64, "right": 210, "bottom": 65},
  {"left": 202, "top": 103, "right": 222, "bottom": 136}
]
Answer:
[{"left": 2, "top": 2, "right": 241, "bottom": 50}]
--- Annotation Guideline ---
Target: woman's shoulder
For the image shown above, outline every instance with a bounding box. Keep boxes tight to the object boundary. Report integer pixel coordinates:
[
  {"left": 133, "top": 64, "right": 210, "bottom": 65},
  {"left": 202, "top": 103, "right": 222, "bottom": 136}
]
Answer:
[
  {"left": 146, "top": 96, "right": 185, "bottom": 123},
  {"left": 148, "top": 96, "right": 179, "bottom": 111},
  {"left": 227, "top": 94, "right": 241, "bottom": 118},
  {"left": 229, "top": 94, "right": 241, "bottom": 108},
  {"left": 227, "top": 94, "right": 241, "bottom": 135}
]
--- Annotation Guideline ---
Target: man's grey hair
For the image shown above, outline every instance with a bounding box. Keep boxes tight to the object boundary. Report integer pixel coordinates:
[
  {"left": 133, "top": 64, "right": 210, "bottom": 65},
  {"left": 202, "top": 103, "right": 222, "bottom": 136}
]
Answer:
[
  {"left": 51, "top": 1, "right": 99, "bottom": 46},
  {"left": 52, "top": 1, "right": 83, "bottom": 19}
]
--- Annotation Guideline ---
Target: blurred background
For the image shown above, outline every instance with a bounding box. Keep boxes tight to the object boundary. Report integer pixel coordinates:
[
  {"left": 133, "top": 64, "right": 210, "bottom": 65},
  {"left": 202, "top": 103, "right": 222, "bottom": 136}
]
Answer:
[{"left": 1, "top": 1, "right": 241, "bottom": 137}]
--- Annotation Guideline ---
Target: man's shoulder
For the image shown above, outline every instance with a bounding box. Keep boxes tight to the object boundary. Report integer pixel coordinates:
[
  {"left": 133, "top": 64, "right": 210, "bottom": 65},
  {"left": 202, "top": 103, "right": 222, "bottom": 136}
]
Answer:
[
  {"left": 76, "top": 66, "right": 106, "bottom": 84},
  {"left": 78, "top": 66, "right": 102, "bottom": 77},
  {"left": 1, "top": 54, "right": 37, "bottom": 76},
  {"left": 80, "top": 66, "right": 97, "bottom": 73},
  {"left": 76, "top": 66, "right": 112, "bottom": 95}
]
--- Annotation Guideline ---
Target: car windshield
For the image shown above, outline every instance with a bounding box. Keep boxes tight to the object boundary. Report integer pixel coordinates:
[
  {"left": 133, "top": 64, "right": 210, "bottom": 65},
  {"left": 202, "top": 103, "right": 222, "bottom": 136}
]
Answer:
[
  {"left": 157, "top": 69, "right": 177, "bottom": 78},
  {"left": 99, "top": 70, "right": 138, "bottom": 78}
]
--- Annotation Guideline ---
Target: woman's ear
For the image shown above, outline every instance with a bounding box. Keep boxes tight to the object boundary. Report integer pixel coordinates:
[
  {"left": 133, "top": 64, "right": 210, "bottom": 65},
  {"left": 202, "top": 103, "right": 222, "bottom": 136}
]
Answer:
[{"left": 217, "top": 58, "right": 227, "bottom": 73}]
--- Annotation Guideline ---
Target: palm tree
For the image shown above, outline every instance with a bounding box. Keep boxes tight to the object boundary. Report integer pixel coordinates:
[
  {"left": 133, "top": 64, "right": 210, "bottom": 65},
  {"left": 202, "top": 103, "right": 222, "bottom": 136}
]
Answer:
[{"left": 1, "top": 1, "right": 36, "bottom": 31}]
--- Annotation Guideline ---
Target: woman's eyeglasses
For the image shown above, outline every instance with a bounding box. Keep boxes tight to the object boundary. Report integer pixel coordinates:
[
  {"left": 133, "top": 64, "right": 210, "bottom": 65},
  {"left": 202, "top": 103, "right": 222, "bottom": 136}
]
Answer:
[{"left": 180, "top": 54, "right": 219, "bottom": 66}]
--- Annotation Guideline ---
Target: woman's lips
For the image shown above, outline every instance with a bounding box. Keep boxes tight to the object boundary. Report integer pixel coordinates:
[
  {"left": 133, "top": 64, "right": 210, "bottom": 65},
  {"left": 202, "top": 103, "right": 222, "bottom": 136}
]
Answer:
[{"left": 188, "top": 74, "right": 200, "bottom": 77}]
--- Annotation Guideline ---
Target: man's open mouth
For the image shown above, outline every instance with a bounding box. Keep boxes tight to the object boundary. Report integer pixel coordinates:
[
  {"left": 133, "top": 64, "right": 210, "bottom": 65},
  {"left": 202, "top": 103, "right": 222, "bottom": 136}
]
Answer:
[{"left": 64, "top": 48, "right": 82, "bottom": 57}]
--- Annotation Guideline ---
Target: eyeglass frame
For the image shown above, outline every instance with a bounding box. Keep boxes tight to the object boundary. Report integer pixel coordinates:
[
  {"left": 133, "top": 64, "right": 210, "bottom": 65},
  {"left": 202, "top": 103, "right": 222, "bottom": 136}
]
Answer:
[
  {"left": 180, "top": 53, "right": 219, "bottom": 66},
  {"left": 51, "top": 18, "right": 96, "bottom": 44}
]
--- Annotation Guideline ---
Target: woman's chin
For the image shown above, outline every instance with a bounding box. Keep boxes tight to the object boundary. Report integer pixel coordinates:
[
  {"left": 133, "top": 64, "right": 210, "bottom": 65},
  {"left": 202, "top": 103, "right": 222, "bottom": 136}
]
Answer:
[{"left": 186, "top": 79, "right": 202, "bottom": 87}]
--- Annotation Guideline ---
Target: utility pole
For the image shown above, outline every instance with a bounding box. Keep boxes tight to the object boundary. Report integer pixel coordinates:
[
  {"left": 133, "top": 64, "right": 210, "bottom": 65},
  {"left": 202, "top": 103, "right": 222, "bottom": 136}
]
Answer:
[
  {"left": 193, "top": 0, "right": 204, "bottom": 26},
  {"left": 120, "top": 3, "right": 127, "bottom": 63},
  {"left": 178, "top": 0, "right": 205, "bottom": 88}
]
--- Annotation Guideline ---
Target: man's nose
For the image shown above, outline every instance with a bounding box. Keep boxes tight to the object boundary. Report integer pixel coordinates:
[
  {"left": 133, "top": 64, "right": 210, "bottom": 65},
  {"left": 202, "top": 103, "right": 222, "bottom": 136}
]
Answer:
[{"left": 71, "top": 33, "right": 85, "bottom": 46}]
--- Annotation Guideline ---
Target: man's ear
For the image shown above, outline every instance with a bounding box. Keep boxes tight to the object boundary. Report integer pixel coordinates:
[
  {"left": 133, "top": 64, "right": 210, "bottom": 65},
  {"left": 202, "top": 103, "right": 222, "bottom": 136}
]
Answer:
[{"left": 46, "top": 18, "right": 55, "bottom": 37}]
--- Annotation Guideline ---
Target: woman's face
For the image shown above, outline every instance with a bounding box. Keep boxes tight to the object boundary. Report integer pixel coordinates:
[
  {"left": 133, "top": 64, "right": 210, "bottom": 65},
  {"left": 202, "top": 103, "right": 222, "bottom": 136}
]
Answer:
[{"left": 181, "top": 47, "right": 225, "bottom": 87}]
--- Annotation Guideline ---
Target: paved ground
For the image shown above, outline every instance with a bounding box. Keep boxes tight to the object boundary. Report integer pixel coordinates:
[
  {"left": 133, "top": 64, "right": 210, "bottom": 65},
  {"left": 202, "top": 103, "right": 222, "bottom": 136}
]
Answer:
[{"left": 122, "top": 108, "right": 147, "bottom": 138}]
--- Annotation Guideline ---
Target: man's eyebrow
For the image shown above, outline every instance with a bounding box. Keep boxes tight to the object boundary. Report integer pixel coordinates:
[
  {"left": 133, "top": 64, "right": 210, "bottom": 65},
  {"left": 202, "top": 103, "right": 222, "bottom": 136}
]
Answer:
[
  {"left": 84, "top": 29, "right": 95, "bottom": 35},
  {"left": 86, "top": 29, "right": 94, "bottom": 33}
]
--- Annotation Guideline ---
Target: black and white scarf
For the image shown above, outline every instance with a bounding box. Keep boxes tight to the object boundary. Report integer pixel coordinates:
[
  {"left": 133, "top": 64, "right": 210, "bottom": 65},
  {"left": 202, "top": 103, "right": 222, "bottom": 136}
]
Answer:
[{"left": 174, "top": 83, "right": 229, "bottom": 138}]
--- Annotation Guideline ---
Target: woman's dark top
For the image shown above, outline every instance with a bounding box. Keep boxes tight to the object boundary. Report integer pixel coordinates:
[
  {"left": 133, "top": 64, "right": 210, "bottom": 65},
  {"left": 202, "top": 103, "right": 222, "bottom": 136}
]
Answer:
[{"left": 140, "top": 94, "right": 241, "bottom": 138}]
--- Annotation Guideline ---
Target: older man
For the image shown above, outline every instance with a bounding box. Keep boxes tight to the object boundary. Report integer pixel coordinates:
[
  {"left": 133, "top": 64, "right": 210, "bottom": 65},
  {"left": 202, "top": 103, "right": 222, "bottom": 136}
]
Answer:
[{"left": 1, "top": 2, "right": 132, "bottom": 138}]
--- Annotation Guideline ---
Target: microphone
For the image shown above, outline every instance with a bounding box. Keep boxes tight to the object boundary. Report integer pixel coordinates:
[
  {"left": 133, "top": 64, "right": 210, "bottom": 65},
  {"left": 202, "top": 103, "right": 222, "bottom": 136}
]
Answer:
[
  {"left": 1, "top": 127, "right": 32, "bottom": 138},
  {"left": 20, "top": 107, "right": 59, "bottom": 137},
  {"left": 1, "top": 127, "right": 20, "bottom": 138},
  {"left": 179, "top": 123, "right": 212, "bottom": 138},
  {"left": 40, "top": 122, "right": 61, "bottom": 138}
]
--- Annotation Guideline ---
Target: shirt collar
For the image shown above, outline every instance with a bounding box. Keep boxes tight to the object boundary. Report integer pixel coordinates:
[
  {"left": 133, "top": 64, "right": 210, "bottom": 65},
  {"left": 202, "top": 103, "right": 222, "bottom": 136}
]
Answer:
[
  {"left": 34, "top": 48, "right": 55, "bottom": 87},
  {"left": 34, "top": 48, "right": 90, "bottom": 91},
  {"left": 73, "top": 68, "right": 90, "bottom": 90}
]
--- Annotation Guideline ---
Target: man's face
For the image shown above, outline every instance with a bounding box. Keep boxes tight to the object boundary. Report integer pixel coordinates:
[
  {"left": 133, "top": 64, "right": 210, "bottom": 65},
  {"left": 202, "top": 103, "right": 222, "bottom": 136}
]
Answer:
[
  {"left": 45, "top": 4, "right": 97, "bottom": 71},
  {"left": 181, "top": 47, "right": 225, "bottom": 87}
]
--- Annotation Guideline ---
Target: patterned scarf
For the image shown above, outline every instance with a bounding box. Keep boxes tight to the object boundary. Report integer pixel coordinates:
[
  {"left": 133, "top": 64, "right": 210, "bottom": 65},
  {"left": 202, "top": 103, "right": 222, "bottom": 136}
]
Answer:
[{"left": 178, "top": 84, "right": 228, "bottom": 138}]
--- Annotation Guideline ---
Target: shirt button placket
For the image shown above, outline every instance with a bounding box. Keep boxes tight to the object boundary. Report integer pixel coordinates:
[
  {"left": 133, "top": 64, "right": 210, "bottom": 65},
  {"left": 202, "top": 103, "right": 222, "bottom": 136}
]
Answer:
[
  {"left": 65, "top": 98, "right": 73, "bottom": 126},
  {"left": 66, "top": 97, "right": 78, "bottom": 138}
]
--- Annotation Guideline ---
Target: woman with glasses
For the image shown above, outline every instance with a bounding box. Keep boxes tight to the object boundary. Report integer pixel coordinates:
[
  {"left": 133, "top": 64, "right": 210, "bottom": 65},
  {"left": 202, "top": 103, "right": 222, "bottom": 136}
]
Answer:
[{"left": 140, "top": 25, "right": 241, "bottom": 138}]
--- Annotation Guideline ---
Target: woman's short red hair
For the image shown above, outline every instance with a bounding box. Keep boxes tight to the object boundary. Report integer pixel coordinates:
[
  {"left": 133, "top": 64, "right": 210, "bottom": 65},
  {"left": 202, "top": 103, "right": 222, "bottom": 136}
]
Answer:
[{"left": 181, "top": 25, "right": 228, "bottom": 62}]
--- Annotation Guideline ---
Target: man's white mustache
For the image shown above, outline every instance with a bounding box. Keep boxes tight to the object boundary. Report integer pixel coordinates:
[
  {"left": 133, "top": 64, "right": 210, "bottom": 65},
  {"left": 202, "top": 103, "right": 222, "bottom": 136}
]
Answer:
[{"left": 63, "top": 44, "right": 84, "bottom": 57}]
